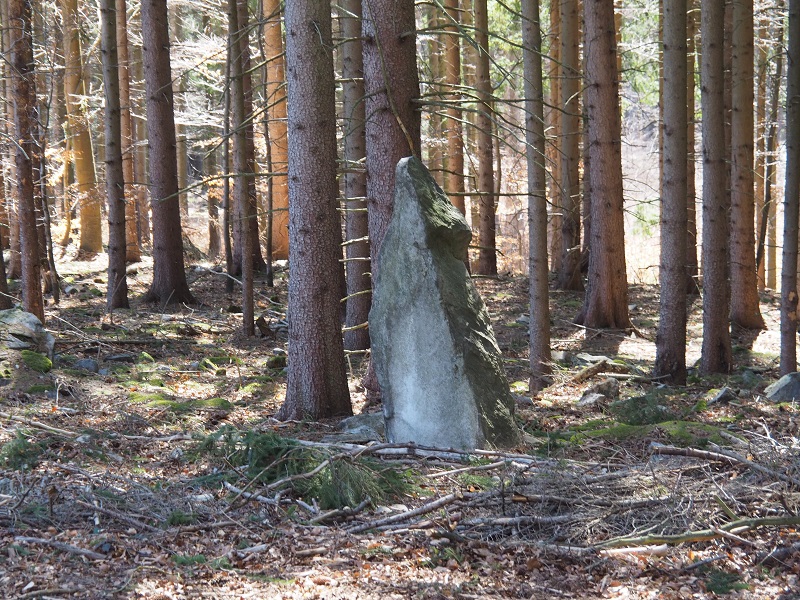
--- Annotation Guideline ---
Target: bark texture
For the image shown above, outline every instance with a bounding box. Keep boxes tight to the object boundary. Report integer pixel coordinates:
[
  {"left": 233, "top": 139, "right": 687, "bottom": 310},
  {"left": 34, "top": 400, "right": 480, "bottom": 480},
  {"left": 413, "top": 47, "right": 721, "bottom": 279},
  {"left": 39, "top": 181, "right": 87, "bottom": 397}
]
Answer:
[
  {"left": 474, "top": 0, "right": 497, "bottom": 275},
  {"left": 700, "top": 0, "right": 732, "bottom": 374},
  {"left": 556, "top": 0, "right": 583, "bottom": 290},
  {"left": 100, "top": 0, "right": 129, "bottom": 310},
  {"left": 278, "top": 0, "right": 351, "bottom": 420},
  {"left": 141, "top": 0, "right": 194, "bottom": 305},
  {"left": 341, "top": 0, "right": 371, "bottom": 351},
  {"left": 263, "top": 0, "right": 289, "bottom": 259},
  {"left": 654, "top": 0, "right": 688, "bottom": 383},
  {"left": 9, "top": 0, "right": 44, "bottom": 321},
  {"left": 781, "top": 0, "right": 800, "bottom": 374},
  {"left": 577, "top": 0, "right": 630, "bottom": 329},
  {"left": 729, "top": 0, "right": 764, "bottom": 329}
]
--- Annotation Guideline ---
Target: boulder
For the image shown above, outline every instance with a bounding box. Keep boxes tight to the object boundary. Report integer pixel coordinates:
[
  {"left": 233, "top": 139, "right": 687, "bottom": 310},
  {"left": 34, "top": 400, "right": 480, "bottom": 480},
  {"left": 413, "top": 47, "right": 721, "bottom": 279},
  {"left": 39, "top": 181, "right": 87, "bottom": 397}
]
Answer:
[
  {"left": 765, "top": 373, "right": 800, "bottom": 403},
  {"left": 0, "top": 309, "right": 55, "bottom": 357},
  {"left": 369, "top": 157, "right": 520, "bottom": 450}
]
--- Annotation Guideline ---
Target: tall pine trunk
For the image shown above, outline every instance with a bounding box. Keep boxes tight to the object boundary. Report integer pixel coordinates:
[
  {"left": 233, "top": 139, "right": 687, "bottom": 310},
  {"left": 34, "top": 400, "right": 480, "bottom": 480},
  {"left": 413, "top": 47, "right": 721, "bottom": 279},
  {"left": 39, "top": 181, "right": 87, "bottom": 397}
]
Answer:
[
  {"left": 655, "top": 0, "right": 688, "bottom": 383},
  {"left": 522, "top": 0, "right": 551, "bottom": 391},
  {"left": 141, "top": 0, "right": 194, "bottom": 305},
  {"left": 700, "top": 0, "right": 732, "bottom": 374},
  {"left": 577, "top": 0, "right": 630, "bottom": 329},
  {"left": 100, "top": 0, "right": 129, "bottom": 310},
  {"left": 278, "top": 0, "right": 351, "bottom": 420}
]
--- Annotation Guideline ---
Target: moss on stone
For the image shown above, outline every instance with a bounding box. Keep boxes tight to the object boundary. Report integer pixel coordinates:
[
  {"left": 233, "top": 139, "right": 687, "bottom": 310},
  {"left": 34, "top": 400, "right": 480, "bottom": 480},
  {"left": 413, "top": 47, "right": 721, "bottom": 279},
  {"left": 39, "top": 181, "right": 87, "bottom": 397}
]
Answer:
[{"left": 20, "top": 350, "right": 52, "bottom": 373}]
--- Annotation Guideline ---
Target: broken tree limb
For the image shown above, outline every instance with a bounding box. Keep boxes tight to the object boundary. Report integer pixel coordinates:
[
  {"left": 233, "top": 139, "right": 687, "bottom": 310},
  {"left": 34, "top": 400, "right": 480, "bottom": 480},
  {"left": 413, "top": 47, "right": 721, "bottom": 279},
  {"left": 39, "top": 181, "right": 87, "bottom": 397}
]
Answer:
[
  {"left": 651, "top": 443, "right": 800, "bottom": 488},
  {"left": 347, "top": 492, "right": 471, "bottom": 534},
  {"left": 14, "top": 536, "right": 106, "bottom": 560},
  {"left": 75, "top": 500, "right": 160, "bottom": 533}
]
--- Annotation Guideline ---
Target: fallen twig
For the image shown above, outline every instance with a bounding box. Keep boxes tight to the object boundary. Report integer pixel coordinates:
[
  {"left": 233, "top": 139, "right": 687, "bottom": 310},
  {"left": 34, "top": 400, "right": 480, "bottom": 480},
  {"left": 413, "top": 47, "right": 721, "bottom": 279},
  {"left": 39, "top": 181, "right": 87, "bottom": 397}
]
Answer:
[
  {"left": 75, "top": 500, "right": 160, "bottom": 533},
  {"left": 14, "top": 536, "right": 106, "bottom": 560},
  {"left": 15, "top": 588, "right": 79, "bottom": 599},
  {"left": 599, "top": 515, "right": 800, "bottom": 548},
  {"left": 347, "top": 492, "right": 470, "bottom": 533},
  {"left": 0, "top": 411, "right": 76, "bottom": 438},
  {"left": 651, "top": 443, "right": 800, "bottom": 488},
  {"left": 309, "top": 498, "right": 371, "bottom": 524},
  {"left": 222, "top": 481, "right": 279, "bottom": 505}
]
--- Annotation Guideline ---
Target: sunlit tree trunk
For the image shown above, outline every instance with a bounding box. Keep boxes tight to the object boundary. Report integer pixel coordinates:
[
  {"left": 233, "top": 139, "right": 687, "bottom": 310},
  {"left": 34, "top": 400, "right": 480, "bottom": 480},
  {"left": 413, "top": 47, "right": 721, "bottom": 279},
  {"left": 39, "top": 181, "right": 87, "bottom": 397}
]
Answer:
[
  {"left": 132, "top": 43, "right": 150, "bottom": 244},
  {"left": 729, "top": 0, "right": 764, "bottom": 329},
  {"left": 577, "top": 0, "right": 630, "bottom": 329},
  {"left": 556, "top": 0, "right": 583, "bottom": 290},
  {"left": 546, "top": 0, "right": 562, "bottom": 274},
  {"left": 205, "top": 150, "right": 221, "bottom": 257},
  {"left": 169, "top": 3, "right": 189, "bottom": 218},
  {"left": 278, "top": 0, "right": 351, "bottom": 420},
  {"left": 62, "top": 0, "right": 102, "bottom": 253},
  {"left": 755, "top": 19, "right": 768, "bottom": 290},
  {"left": 100, "top": 0, "right": 129, "bottom": 310},
  {"left": 474, "top": 0, "right": 497, "bottom": 275},
  {"left": 443, "top": 0, "right": 465, "bottom": 215},
  {"left": 0, "top": 0, "right": 21, "bottom": 279},
  {"left": 781, "top": 0, "right": 800, "bottom": 375},
  {"left": 10, "top": 0, "right": 44, "bottom": 321},
  {"left": 655, "top": 0, "right": 688, "bottom": 384},
  {"left": 686, "top": 0, "right": 699, "bottom": 294},
  {"left": 263, "top": 0, "right": 289, "bottom": 260},
  {"left": 340, "top": 0, "right": 371, "bottom": 351},
  {"left": 522, "top": 0, "right": 551, "bottom": 391},
  {"left": 141, "top": 0, "right": 194, "bottom": 305},
  {"left": 700, "top": 0, "right": 732, "bottom": 374},
  {"left": 116, "top": 0, "right": 141, "bottom": 263}
]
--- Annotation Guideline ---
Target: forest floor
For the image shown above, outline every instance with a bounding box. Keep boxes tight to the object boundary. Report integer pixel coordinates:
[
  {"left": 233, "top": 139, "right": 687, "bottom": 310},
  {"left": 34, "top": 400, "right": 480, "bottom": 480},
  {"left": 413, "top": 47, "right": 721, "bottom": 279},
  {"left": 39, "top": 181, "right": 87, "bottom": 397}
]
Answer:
[{"left": 1, "top": 249, "right": 799, "bottom": 600}]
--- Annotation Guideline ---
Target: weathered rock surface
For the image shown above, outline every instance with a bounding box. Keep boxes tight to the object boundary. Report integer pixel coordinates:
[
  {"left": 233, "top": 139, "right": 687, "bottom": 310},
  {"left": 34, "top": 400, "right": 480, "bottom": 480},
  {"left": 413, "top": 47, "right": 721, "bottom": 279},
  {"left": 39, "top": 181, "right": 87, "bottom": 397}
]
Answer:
[
  {"left": 765, "top": 373, "right": 800, "bottom": 403},
  {"left": 0, "top": 309, "right": 55, "bottom": 357},
  {"left": 369, "top": 157, "right": 520, "bottom": 450}
]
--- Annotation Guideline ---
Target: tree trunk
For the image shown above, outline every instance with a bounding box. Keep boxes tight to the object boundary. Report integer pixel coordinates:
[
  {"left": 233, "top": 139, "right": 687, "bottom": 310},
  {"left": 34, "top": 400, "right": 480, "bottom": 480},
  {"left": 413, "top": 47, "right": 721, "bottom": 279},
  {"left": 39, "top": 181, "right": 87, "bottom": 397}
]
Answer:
[
  {"left": 729, "top": 0, "right": 764, "bottom": 329},
  {"left": 170, "top": 3, "right": 189, "bottom": 219},
  {"left": 230, "top": 0, "right": 266, "bottom": 276},
  {"left": 141, "top": 0, "right": 194, "bottom": 305},
  {"left": 700, "top": 0, "right": 732, "bottom": 374},
  {"left": 132, "top": 43, "right": 150, "bottom": 245},
  {"left": 340, "top": 0, "right": 371, "bottom": 351},
  {"left": 263, "top": 0, "right": 289, "bottom": 260},
  {"left": 782, "top": 0, "right": 800, "bottom": 375},
  {"left": 228, "top": 0, "right": 254, "bottom": 336},
  {"left": 546, "top": 0, "right": 562, "bottom": 274},
  {"left": 115, "top": 0, "right": 141, "bottom": 264},
  {"left": 62, "top": 0, "right": 102, "bottom": 254},
  {"left": 205, "top": 150, "right": 221, "bottom": 258},
  {"left": 100, "top": 0, "right": 129, "bottom": 310},
  {"left": 278, "top": 0, "right": 351, "bottom": 420},
  {"left": 556, "top": 0, "right": 583, "bottom": 290},
  {"left": 474, "top": 0, "right": 497, "bottom": 275},
  {"left": 654, "top": 0, "right": 688, "bottom": 383},
  {"left": 577, "top": 0, "right": 630, "bottom": 329},
  {"left": 10, "top": 0, "right": 44, "bottom": 322},
  {"left": 686, "top": 0, "right": 700, "bottom": 294},
  {"left": 522, "top": 0, "right": 551, "bottom": 391},
  {"left": 362, "top": 0, "right": 421, "bottom": 274},
  {"left": 443, "top": 0, "right": 465, "bottom": 215}
]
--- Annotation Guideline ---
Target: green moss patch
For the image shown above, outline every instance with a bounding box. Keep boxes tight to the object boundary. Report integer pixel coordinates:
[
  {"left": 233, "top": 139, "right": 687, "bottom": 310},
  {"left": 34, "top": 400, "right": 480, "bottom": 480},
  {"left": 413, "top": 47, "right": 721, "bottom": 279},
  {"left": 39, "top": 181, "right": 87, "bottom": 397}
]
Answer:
[{"left": 20, "top": 350, "right": 52, "bottom": 373}]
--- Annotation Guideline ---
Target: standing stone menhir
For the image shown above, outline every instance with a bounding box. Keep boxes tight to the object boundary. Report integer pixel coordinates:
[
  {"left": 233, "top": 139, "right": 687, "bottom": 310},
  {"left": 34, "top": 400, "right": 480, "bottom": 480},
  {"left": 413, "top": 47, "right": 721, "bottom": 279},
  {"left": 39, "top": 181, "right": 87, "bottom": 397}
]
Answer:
[{"left": 369, "top": 157, "right": 520, "bottom": 450}]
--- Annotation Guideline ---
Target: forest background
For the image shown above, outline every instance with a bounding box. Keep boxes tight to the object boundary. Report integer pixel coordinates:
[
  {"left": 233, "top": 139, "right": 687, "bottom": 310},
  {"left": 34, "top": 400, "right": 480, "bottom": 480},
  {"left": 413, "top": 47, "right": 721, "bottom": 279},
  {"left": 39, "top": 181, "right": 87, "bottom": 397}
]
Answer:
[{"left": 1, "top": 0, "right": 800, "bottom": 598}]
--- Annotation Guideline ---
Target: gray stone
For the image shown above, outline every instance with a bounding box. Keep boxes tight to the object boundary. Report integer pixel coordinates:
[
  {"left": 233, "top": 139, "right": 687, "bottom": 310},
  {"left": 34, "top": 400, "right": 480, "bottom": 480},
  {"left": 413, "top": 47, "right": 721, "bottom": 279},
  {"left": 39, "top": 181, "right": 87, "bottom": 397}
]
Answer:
[
  {"left": 576, "top": 392, "right": 606, "bottom": 408},
  {"left": 584, "top": 377, "right": 620, "bottom": 400},
  {"left": 74, "top": 358, "right": 100, "bottom": 373},
  {"left": 0, "top": 309, "right": 55, "bottom": 357},
  {"left": 369, "top": 157, "right": 520, "bottom": 450},
  {"left": 338, "top": 413, "right": 386, "bottom": 437},
  {"left": 709, "top": 386, "right": 738, "bottom": 404},
  {"left": 765, "top": 373, "right": 800, "bottom": 403}
]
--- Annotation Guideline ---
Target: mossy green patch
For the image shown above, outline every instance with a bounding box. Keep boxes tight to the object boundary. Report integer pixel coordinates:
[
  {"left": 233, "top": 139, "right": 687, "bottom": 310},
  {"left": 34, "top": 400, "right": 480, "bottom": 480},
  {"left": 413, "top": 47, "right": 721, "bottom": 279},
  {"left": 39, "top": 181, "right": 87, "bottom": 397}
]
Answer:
[
  {"left": 130, "top": 391, "right": 170, "bottom": 404},
  {"left": 20, "top": 350, "right": 52, "bottom": 373},
  {"left": 609, "top": 394, "right": 678, "bottom": 425},
  {"left": 26, "top": 384, "right": 54, "bottom": 394},
  {"left": 145, "top": 397, "right": 233, "bottom": 414}
]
